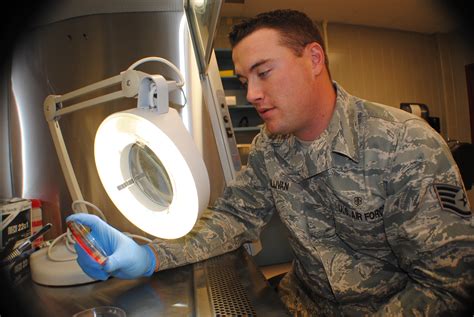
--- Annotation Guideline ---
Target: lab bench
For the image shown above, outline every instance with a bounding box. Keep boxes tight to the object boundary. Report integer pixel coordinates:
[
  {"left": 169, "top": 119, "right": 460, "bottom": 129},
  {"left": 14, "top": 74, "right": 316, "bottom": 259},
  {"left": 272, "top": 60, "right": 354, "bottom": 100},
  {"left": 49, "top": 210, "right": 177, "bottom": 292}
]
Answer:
[{"left": 10, "top": 247, "right": 290, "bottom": 316}]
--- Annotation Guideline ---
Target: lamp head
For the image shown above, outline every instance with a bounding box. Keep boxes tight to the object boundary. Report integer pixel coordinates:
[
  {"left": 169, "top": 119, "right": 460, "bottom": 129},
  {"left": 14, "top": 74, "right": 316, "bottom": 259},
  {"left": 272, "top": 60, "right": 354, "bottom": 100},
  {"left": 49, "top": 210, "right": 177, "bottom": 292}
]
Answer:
[{"left": 94, "top": 107, "right": 210, "bottom": 239}]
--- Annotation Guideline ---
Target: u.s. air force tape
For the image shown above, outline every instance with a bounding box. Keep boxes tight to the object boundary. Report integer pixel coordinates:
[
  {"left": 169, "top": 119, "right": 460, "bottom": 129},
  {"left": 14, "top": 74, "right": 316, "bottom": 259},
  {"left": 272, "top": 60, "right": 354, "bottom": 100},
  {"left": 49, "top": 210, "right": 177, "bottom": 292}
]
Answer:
[{"left": 433, "top": 183, "right": 471, "bottom": 218}]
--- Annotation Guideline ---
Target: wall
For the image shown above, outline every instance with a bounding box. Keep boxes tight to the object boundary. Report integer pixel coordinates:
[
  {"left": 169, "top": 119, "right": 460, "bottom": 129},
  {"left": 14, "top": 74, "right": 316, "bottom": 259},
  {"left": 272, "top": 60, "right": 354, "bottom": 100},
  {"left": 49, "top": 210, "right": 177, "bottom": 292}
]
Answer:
[
  {"left": 327, "top": 24, "right": 445, "bottom": 131},
  {"left": 436, "top": 32, "right": 474, "bottom": 142},
  {"left": 436, "top": 32, "right": 474, "bottom": 204},
  {"left": 216, "top": 17, "right": 474, "bottom": 205}
]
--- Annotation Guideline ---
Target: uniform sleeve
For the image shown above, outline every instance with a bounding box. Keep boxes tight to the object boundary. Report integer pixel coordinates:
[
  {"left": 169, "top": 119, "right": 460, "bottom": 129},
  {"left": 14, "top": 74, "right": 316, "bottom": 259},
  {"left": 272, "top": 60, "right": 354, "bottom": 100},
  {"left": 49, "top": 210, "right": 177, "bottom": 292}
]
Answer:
[
  {"left": 380, "top": 119, "right": 474, "bottom": 316},
  {"left": 150, "top": 135, "right": 276, "bottom": 271}
]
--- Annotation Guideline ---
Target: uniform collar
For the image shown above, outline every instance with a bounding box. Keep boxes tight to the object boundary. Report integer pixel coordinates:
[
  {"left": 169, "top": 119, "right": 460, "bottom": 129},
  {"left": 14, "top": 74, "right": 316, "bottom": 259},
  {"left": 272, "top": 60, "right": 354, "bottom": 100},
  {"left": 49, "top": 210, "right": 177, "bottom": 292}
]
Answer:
[
  {"left": 326, "top": 82, "right": 359, "bottom": 163},
  {"left": 262, "top": 82, "right": 360, "bottom": 178}
]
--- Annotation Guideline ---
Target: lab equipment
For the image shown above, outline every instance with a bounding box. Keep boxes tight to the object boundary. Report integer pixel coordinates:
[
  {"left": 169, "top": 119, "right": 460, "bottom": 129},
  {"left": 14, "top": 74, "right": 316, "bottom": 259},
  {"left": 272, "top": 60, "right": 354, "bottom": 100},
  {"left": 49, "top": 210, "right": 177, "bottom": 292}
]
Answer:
[
  {"left": 67, "top": 221, "right": 107, "bottom": 266},
  {"left": 43, "top": 57, "right": 210, "bottom": 239}
]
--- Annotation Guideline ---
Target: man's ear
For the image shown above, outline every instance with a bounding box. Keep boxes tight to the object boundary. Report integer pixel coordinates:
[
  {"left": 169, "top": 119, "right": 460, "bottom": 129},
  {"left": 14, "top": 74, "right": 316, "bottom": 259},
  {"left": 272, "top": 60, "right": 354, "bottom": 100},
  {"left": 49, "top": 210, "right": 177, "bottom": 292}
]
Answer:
[{"left": 307, "top": 42, "right": 325, "bottom": 76}]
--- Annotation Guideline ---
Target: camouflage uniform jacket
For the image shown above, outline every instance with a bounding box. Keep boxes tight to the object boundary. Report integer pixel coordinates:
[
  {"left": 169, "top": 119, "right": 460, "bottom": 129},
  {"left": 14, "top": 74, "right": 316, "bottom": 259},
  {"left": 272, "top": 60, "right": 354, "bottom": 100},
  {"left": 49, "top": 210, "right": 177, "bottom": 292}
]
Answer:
[{"left": 151, "top": 83, "right": 474, "bottom": 316}]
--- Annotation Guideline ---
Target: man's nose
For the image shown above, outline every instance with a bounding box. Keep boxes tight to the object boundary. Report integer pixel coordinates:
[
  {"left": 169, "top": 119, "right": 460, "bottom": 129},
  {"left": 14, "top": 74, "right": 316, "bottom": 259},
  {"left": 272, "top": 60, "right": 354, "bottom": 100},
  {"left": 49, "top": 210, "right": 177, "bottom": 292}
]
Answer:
[{"left": 246, "top": 81, "right": 263, "bottom": 105}]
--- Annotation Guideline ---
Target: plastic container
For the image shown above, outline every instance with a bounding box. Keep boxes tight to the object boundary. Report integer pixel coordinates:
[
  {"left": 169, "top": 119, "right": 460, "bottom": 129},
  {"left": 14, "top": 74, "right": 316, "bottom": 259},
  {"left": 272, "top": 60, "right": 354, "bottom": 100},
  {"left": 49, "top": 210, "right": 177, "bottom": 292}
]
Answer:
[{"left": 67, "top": 221, "right": 108, "bottom": 265}]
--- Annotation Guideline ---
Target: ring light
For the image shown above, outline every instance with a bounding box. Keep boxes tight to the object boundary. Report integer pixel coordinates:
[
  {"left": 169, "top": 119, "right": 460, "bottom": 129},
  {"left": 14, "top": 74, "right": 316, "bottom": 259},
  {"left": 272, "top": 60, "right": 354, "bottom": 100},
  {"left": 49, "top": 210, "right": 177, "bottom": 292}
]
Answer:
[{"left": 95, "top": 107, "right": 210, "bottom": 239}]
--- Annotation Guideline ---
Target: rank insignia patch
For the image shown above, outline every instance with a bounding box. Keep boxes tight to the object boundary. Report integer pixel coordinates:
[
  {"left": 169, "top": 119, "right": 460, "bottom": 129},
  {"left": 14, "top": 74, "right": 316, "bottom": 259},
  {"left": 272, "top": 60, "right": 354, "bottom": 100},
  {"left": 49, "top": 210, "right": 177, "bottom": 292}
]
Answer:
[{"left": 433, "top": 183, "right": 471, "bottom": 218}]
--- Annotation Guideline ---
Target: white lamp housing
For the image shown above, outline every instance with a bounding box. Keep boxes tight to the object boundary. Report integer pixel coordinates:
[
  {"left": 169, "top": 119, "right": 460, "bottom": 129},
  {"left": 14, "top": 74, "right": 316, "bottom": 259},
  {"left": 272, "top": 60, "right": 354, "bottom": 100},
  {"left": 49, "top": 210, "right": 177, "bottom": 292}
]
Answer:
[{"left": 94, "top": 107, "right": 210, "bottom": 239}]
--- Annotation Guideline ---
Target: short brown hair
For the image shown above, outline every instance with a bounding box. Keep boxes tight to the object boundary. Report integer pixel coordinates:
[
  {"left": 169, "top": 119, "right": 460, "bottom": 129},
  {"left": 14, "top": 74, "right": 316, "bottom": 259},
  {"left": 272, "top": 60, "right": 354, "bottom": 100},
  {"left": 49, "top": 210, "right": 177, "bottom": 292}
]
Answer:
[{"left": 228, "top": 9, "right": 328, "bottom": 66}]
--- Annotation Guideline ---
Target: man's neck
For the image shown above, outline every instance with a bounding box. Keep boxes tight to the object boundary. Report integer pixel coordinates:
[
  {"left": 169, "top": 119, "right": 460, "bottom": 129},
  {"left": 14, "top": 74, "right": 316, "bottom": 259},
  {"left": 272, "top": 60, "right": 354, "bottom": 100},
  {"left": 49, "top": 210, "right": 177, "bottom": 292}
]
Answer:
[{"left": 295, "top": 77, "right": 336, "bottom": 141}]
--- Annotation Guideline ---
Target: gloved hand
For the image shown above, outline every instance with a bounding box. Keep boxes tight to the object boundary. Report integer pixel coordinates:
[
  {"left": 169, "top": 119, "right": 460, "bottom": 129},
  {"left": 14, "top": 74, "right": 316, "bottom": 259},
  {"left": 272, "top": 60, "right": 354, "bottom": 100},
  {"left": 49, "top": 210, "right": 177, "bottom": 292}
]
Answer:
[{"left": 66, "top": 213, "right": 157, "bottom": 280}]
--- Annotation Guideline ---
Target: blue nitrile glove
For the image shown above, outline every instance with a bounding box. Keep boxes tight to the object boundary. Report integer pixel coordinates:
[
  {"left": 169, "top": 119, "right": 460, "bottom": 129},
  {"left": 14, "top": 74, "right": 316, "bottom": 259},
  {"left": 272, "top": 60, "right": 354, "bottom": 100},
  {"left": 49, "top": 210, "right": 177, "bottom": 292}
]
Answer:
[{"left": 66, "top": 213, "right": 157, "bottom": 280}]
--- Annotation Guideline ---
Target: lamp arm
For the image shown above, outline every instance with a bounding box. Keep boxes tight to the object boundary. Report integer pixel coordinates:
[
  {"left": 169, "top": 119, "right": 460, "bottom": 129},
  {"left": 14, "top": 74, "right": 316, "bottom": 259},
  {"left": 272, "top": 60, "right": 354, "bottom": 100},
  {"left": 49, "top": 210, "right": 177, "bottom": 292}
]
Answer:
[
  {"left": 46, "top": 120, "right": 87, "bottom": 211},
  {"left": 43, "top": 65, "right": 181, "bottom": 213}
]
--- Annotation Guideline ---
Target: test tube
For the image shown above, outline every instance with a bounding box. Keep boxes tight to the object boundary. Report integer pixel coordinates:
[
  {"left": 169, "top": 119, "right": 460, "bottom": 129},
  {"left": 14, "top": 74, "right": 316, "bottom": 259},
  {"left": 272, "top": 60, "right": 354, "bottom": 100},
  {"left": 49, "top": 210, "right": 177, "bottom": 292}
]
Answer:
[{"left": 67, "top": 221, "right": 108, "bottom": 265}]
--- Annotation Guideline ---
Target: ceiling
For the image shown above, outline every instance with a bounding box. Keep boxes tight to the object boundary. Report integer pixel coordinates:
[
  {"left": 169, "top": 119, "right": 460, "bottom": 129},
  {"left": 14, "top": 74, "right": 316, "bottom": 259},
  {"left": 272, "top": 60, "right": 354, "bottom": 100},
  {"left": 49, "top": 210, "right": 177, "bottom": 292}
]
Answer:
[{"left": 220, "top": 0, "right": 463, "bottom": 34}]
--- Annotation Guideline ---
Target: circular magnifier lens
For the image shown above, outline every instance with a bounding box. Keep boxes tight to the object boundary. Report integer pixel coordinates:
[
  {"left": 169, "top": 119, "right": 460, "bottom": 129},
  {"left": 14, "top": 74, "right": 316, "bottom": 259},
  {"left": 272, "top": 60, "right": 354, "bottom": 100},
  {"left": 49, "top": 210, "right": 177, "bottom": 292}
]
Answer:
[{"left": 129, "top": 143, "right": 173, "bottom": 207}]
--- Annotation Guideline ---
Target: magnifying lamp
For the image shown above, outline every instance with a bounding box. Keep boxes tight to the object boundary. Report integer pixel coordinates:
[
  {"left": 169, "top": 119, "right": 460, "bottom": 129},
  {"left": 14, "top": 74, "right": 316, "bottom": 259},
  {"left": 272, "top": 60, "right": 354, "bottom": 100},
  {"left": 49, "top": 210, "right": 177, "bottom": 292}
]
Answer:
[
  {"left": 30, "top": 57, "right": 210, "bottom": 286},
  {"left": 95, "top": 105, "right": 209, "bottom": 239}
]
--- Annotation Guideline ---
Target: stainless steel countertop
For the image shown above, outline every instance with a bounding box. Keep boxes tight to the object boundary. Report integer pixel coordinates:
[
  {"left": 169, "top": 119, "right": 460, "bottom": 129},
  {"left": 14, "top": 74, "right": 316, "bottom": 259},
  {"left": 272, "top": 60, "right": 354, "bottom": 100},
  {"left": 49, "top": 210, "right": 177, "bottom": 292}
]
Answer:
[{"left": 14, "top": 247, "right": 290, "bottom": 316}]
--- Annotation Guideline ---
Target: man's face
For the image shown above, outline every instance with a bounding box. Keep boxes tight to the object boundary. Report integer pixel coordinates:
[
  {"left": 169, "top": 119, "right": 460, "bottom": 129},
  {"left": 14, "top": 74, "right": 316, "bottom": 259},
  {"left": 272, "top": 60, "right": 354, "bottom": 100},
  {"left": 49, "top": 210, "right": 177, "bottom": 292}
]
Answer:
[{"left": 233, "top": 28, "right": 320, "bottom": 138}]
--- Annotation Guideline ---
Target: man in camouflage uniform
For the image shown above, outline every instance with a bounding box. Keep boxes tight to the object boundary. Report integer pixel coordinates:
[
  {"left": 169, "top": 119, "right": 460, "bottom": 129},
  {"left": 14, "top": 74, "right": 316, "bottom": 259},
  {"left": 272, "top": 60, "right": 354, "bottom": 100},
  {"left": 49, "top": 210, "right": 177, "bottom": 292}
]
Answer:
[{"left": 68, "top": 9, "right": 474, "bottom": 316}]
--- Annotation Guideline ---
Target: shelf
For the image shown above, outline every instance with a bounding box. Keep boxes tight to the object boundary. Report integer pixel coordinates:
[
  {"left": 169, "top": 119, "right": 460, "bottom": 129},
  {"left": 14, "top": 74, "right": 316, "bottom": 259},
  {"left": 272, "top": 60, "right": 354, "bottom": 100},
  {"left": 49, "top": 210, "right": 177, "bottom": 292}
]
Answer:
[
  {"left": 228, "top": 104, "right": 254, "bottom": 109},
  {"left": 234, "top": 126, "right": 261, "bottom": 132},
  {"left": 219, "top": 71, "right": 235, "bottom": 77},
  {"left": 221, "top": 76, "right": 243, "bottom": 89},
  {"left": 215, "top": 48, "right": 232, "bottom": 57},
  {"left": 215, "top": 48, "right": 233, "bottom": 71}
]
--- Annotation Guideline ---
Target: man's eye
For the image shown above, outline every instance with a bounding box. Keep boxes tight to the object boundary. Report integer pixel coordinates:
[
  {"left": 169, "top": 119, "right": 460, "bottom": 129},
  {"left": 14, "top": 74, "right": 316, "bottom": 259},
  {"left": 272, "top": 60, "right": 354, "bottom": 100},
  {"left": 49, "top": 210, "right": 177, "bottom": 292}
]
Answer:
[
  {"left": 241, "top": 81, "right": 248, "bottom": 89},
  {"left": 258, "top": 70, "right": 270, "bottom": 78}
]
